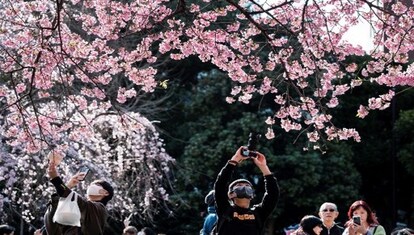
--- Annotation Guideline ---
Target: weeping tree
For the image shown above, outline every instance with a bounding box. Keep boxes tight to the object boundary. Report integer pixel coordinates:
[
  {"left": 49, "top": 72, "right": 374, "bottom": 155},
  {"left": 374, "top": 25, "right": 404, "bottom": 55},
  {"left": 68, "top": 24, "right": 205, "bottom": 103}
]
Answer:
[{"left": 0, "top": 101, "right": 175, "bottom": 230}]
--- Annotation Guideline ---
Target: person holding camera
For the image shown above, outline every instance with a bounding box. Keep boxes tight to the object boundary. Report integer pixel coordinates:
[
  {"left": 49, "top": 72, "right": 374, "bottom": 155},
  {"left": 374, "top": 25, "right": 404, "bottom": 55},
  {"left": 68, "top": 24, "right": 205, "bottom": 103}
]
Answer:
[
  {"left": 342, "top": 200, "right": 386, "bottom": 235},
  {"left": 213, "top": 146, "right": 280, "bottom": 235},
  {"left": 45, "top": 155, "right": 114, "bottom": 235}
]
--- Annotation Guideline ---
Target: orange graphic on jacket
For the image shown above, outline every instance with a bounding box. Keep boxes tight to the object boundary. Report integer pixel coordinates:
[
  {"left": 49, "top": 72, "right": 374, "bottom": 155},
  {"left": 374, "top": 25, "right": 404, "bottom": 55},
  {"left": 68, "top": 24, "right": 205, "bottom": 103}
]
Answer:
[{"left": 233, "top": 212, "right": 256, "bottom": 220}]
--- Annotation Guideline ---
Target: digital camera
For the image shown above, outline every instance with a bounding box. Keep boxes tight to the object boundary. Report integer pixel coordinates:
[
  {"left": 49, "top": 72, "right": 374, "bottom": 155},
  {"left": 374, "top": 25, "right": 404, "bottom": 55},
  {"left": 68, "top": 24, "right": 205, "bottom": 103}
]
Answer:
[{"left": 241, "top": 132, "right": 261, "bottom": 158}]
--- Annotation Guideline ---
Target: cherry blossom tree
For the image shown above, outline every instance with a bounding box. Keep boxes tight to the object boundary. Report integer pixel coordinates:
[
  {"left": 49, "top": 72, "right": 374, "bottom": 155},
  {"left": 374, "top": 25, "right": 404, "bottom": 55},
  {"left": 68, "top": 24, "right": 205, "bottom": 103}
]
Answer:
[
  {"left": 1, "top": 0, "right": 413, "bottom": 149},
  {"left": 0, "top": 0, "right": 413, "bottom": 227},
  {"left": 0, "top": 101, "right": 174, "bottom": 224}
]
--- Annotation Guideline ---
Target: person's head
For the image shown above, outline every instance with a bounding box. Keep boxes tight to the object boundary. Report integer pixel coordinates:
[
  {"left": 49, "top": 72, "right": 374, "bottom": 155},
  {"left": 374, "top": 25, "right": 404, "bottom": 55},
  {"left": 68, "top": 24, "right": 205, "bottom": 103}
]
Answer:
[
  {"left": 347, "top": 200, "right": 378, "bottom": 225},
  {"left": 391, "top": 228, "right": 414, "bottom": 235},
  {"left": 227, "top": 179, "right": 254, "bottom": 208},
  {"left": 123, "top": 226, "right": 138, "bottom": 235},
  {"left": 0, "top": 224, "right": 15, "bottom": 235},
  {"left": 300, "top": 215, "right": 323, "bottom": 235},
  {"left": 318, "top": 202, "right": 339, "bottom": 225},
  {"left": 205, "top": 190, "right": 215, "bottom": 207},
  {"left": 138, "top": 227, "right": 156, "bottom": 235},
  {"left": 86, "top": 179, "right": 114, "bottom": 205}
]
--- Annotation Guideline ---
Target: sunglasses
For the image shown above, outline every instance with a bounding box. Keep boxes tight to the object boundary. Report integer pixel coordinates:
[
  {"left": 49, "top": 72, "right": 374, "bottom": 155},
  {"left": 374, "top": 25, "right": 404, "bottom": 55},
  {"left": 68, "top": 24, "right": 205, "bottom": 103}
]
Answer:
[{"left": 322, "top": 208, "right": 336, "bottom": 212}]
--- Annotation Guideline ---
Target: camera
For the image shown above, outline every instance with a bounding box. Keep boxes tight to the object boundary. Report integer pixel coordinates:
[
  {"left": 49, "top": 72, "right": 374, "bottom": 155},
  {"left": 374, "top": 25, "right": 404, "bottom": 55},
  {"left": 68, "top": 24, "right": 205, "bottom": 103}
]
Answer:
[
  {"left": 352, "top": 215, "right": 361, "bottom": 225},
  {"left": 241, "top": 132, "right": 261, "bottom": 158}
]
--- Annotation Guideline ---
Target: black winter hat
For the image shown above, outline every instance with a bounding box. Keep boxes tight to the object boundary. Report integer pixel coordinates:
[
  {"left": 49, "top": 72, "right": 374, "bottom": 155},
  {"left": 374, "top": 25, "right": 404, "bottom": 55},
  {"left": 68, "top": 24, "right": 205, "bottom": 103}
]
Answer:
[
  {"left": 228, "top": 179, "right": 253, "bottom": 192},
  {"left": 92, "top": 179, "right": 114, "bottom": 205},
  {"left": 300, "top": 215, "right": 323, "bottom": 235}
]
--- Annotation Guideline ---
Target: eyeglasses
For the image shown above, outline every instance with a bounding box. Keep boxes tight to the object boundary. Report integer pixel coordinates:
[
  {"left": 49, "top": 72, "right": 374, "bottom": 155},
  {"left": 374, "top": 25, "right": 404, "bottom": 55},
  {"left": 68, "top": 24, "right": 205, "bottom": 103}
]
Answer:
[{"left": 321, "top": 208, "right": 336, "bottom": 212}]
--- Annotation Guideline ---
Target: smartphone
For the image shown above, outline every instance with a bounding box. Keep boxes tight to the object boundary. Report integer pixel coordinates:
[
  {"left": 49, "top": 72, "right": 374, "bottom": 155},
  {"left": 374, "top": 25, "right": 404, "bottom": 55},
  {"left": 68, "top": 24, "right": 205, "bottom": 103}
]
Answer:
[
  {"left": 78, "top": 166, "right": 90, "bottom": 181},
  {"left": 353, "top": 215, "right": 361, "bottom": 225}
]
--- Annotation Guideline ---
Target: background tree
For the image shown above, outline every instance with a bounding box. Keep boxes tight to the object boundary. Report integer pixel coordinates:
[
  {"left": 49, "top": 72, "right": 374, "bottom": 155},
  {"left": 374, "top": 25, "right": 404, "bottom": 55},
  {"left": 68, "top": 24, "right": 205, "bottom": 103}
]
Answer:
[
  {"left": 155, "top": 69, "right": 361, "bottom": 234},
  {"left": 393, "top": 106, "right": 414, "bottom": 227},
  {"left": 0, "top": 102, "right": 175, "bottom": 232}
]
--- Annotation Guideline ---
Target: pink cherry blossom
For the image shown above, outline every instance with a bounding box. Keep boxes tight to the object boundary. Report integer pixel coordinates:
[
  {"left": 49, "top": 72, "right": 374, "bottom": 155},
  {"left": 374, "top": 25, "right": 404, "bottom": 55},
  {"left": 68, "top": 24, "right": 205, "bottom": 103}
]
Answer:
[
  {"left": 356, "top": 105, "right": 370, "bottom": 119},
  {"left": 265, "top": 128, "right": 275, "bottom": 139}
]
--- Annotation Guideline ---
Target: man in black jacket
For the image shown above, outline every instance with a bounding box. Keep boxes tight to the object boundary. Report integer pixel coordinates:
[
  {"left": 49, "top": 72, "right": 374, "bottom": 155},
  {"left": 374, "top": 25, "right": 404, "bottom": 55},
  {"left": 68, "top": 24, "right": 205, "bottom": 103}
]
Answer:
[
  {"left": 214, "top": 146, "right": 279, "bottom": 235},
  {"left": 318, "top": 202, "right": 344, "bottom": 235}
]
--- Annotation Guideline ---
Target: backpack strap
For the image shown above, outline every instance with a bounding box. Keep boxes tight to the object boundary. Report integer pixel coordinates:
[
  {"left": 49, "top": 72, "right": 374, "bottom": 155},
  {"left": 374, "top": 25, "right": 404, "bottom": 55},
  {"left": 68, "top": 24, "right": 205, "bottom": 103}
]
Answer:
[{"left": 372, "top": 226, "right": 378, "bottom": 235}]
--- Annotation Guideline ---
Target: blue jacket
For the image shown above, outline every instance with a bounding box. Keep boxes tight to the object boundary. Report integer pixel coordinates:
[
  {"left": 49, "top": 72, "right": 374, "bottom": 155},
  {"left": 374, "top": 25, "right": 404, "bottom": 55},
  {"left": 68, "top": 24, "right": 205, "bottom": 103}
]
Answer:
[{"left": 201, "top": 206, "right": 218, "bottom": 235}]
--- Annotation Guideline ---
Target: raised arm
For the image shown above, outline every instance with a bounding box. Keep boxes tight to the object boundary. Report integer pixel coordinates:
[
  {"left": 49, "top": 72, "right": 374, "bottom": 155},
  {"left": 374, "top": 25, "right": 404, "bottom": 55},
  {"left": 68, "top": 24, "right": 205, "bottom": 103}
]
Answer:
[
  {"left": 252, "top": 151, "right": 279, "bottom": 217},
  {"left": 214, "top": 146, "right": 246, "bottom": 215},
  {"left": 47, "top": 154, "right": 86, "bottom": 197}
]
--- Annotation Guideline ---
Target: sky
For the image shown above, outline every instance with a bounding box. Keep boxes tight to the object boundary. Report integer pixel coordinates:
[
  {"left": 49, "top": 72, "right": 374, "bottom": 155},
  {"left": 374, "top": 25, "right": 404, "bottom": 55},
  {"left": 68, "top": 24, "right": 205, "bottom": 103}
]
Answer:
[{"left": 342, "top": 20, "right": 375, "bottom": 53}]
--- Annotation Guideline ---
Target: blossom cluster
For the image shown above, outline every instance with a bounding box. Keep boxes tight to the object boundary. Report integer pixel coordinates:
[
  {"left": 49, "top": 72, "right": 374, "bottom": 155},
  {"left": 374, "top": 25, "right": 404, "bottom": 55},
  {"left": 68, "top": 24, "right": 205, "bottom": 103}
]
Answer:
[{"left": 1, "top": 0, "right": 413, "bottom": 148}]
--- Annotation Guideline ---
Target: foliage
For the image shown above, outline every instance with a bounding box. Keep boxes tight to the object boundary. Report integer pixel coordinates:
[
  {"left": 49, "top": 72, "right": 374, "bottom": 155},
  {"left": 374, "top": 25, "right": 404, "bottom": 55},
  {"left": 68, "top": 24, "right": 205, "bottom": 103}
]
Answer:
[
  {"left": 269, "top": 143, "right": 360, "bottom": 227},
  {"left": 394, "top": 109, "right": 414, "bottom": 175},
  {"left": 393, "top": 107, "right": 414, "bottom": 226},
  {"left": 155, "top": 68, "right": 362, "bottom": 234}
]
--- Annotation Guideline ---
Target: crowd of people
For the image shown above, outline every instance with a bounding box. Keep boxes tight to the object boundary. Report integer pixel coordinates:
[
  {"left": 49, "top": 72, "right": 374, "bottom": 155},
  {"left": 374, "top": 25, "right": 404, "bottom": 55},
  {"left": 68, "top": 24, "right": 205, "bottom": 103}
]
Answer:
[
  {"left": 1, "top": 147, "right": 413, "bottom": 235},
  {"left": 198, "top": 146, "right": 413, "bottom": 235},
  {"left": 287, "top": 199, "right": 414, "bottom": 235}
]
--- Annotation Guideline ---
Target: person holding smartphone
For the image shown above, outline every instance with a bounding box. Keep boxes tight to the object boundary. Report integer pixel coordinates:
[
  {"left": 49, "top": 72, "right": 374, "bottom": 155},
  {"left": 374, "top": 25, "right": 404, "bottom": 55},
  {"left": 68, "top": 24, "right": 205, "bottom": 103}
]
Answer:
[
  {"left": 44, "top": 152, "right": 114, "bottom": 235},
  {"left": 213, "top": 146, "right": 279, "bottom": 235},
  {"left": 342, "top": 200, "right": 386, "bottom": 235}
]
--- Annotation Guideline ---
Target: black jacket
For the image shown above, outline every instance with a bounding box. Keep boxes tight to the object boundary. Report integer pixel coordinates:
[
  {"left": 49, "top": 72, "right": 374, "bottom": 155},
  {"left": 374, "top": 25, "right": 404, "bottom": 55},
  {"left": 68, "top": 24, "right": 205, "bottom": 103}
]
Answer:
[
  {"left": 214, "top": 162, "right": 279, "bottom": 235},
  {"left": 321, "top": 224, "right": 344, "bottom": 235}
]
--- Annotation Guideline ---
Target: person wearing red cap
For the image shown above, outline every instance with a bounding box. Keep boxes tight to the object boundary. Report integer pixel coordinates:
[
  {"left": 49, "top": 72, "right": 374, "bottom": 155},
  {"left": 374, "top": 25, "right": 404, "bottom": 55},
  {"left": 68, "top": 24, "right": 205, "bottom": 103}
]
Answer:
[{"left": 213, "top": 146, "right": 279, "bottom": 235}]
